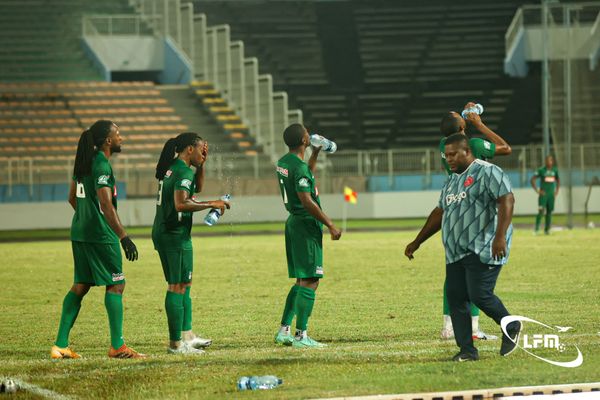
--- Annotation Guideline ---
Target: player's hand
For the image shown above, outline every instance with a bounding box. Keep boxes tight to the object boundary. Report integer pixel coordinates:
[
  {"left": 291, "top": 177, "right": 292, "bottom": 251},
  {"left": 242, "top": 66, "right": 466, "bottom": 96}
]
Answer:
[
  {"left": 404, "top": 241, "right": 420, "bottom": 260},
  {"left": 554, "top": 189, "right": 559, "bottom": 196},
  {"left": 538, "top": 189, "right": 545, "bottom": 196},
  {"left": 212, "top": 200, "right": 231, "bottom": 215},
  {"left": 120, "top": 236, "right": 138, "bottom": 262},
  {"left": 464, "top": 101, "right": 477, "bottom": 110},
  {"left": 328, "top": 225, "right": 342, "bottom": 240},
  {"left": 311, "top": 144, "right": 322, "bottom": 154},
  {"left": 491, "top": 236, "right": 507, "bottom": 261},
  {"left": 465, "top": 112, "right": 482, "bottom": 126}
]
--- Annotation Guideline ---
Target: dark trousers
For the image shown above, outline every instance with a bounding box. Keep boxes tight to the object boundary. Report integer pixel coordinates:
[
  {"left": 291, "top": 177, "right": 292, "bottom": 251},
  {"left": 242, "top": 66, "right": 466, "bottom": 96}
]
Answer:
[{"left": 446, "top": 253, "right": 510, "bottom": 354}]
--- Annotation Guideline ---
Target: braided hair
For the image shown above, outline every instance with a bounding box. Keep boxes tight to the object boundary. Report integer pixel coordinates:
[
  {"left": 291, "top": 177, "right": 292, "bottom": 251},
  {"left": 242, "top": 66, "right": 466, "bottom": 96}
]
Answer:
[
  {"left": 155, "top": 132, "right": 203, "bottom": 180},
  {"left": 73, "top": 120, "right": 115, "bottom": 180}
]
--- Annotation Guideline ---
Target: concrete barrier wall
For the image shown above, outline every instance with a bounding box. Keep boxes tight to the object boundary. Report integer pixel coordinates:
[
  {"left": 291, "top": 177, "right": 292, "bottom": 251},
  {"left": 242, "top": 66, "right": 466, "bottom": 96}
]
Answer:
[{"left": 1, "top": 187, "right": 598, "bottom": 231}]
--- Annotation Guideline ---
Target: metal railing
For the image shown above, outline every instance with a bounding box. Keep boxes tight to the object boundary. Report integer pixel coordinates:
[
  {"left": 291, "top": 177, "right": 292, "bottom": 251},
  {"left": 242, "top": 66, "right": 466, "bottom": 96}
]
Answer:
[
  {"left": 2, "top": 143, "right": 599, "bottom": 200},
  {"left": 82, "top": 14, "right": 159, "bottom": 36},
  {"left": 126, "top": 0, "right": 302, "bottom": 161}
]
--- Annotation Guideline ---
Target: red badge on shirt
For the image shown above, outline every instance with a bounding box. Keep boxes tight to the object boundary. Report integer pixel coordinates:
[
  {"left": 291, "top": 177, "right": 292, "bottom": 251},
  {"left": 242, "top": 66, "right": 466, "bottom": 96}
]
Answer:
[{"left": 464, "top": 176, "right": 474, "bottom": 187}]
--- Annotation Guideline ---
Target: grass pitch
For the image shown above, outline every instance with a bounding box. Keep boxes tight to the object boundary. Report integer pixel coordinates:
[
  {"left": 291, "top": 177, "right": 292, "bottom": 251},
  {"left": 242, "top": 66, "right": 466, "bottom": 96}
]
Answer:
[{"left": 0, "top": 227, "right": 598, "bottom": 399}]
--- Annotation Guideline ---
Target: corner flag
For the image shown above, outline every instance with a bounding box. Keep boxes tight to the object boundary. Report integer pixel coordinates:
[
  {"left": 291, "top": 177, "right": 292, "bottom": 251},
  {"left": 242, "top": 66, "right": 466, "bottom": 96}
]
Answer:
[{"left": 344, "top": 186, "right": 357, "bottom": 204}]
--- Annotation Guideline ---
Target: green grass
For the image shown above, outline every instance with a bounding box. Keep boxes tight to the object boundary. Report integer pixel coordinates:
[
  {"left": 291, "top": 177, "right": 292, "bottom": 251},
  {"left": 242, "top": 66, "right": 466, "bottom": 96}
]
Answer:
[
  {"left": 0, "top": 229, "right": 599, "bottom": 399},
  {"left": 0, "top": 213, "right": 598, "bottom": 241}
]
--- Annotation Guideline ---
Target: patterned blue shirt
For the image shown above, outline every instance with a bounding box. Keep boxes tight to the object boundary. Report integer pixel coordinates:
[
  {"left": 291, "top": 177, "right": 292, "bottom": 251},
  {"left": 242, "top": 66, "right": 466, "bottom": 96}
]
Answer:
[{"left": 438, "top": 159, "right": 513, "bottom": 265}]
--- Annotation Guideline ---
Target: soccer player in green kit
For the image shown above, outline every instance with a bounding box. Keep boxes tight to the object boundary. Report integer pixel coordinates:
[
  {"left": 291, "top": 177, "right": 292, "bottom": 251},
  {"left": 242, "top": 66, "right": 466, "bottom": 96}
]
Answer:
[
  {"left": 51, "top": 120, "right": 144, "bottom": 359},
  {"left": 274, "top": 123, "right": 342, "bottom": 348},
  {"left": 438, "top": 103, "right": 512, "bottom": 341},
  {"left": 153, "top": 132, "right": 230, "bottom": 355},
  {"left": 531, "top": 155, "right": 560, "bottom": 234}
]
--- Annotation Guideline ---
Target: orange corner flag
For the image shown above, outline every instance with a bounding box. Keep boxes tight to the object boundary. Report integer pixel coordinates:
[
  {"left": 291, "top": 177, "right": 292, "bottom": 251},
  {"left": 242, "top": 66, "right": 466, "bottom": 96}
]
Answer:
[{"left": 344, "top": 186, "right": 358, "bottom": 204}]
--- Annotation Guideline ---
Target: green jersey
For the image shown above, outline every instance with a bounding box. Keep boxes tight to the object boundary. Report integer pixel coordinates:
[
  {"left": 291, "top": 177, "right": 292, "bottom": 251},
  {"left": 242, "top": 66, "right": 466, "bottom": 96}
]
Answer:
[
  {"left": 536, "top": 166, "right": 559, "bottom": 195},
  {"left": 439, "top": 137, "right": 496, "bottom": 174},
  {"left": 70, "top": 151, "right": 119, "bottom": 244},
  {"left": 276, "top": 153, "right": 321, "bottom": 217},
  {"left": 152, "top": 159, "right": 195, "bottom": 250}
]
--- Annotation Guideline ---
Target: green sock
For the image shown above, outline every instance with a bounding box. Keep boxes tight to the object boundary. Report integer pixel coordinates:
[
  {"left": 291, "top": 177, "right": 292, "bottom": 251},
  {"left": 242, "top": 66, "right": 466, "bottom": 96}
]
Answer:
[
  {"left": 182, "top": 286, "right": 192, "bottom": 332},
  {"left": 165, "top": 291, "right": 184, "bottom": 342},
  {"left": 545, "top": 211, "right": 552, "bottom": 232},
  {"left": 295, "top": 286, "right": 316, "bottom": 332},
  {"left": 55, "top": 291, "right": 82, "bottom": 348},
  {"left": 104, "top": 292, "right": 125, "bottom": 349},
  {"left": 281, "top": 285, "right": 300, "bottom": 326},
  {"left": 535, "top": 212, "right": 543, "bottom": 231},
  {"left": 470, "top": 303, "right": 480, "bottom": 317},
  {"left": 442, "top": 281, "right": 450, "bottom": 315}
]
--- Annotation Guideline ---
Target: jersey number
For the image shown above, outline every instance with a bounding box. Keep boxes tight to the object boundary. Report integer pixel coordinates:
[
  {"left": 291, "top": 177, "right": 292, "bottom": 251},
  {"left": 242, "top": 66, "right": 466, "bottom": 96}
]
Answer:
[
  {"left": 76, "top": 182, "right": 86, "bottom": 198},
  {"left": 279, "top": 179, "right": 288, "bottom": 204},
  {"left": 156, "top": 180, "right": 164, "bottom": 205}
]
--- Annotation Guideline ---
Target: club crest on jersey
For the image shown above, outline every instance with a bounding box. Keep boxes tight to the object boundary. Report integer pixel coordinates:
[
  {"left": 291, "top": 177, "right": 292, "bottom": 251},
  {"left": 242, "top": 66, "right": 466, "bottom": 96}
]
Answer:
[
  {"left": 446, "top": 191, "right": 467, "bottom": 206},
  {"left": 484, "top": 141, "right": 492, "bottom": 150},
  {"left": 298, "top": 178, "right": 309, "bottom": 188},
  {"left": 464, "top": 176, "right": 474, "bottom": 187},
  {"left": 180, "top": 179, "right": 192, "bottom": 189},
  {"left": 165, "top": 170, "right": 173, "bottom": 178},
  {"left": 97, "top": 175, "right": 110, "bottom": 185},
  {"left": 276, "top": 166, "right": 288, "bottom": 177}
]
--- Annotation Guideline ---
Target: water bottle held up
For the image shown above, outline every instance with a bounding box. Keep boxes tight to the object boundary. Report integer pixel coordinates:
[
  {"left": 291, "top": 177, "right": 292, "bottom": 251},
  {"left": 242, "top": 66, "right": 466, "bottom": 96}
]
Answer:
[
  {"left": 237, "top": 376, "right": 283, "bottom": 391},
  {"left": 461, "top": 103, "right": 484, "bottom": 119},
  {"left": 310, "top": 134, "right": 337, "bottom": 153},
  {"left": 203, "top": 194, "right": 231, "bottom": 226}
]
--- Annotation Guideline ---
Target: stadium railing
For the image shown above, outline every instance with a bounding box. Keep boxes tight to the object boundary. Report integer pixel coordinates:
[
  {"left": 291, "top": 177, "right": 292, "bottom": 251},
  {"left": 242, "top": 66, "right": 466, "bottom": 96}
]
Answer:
[{"left": 1, "top": 143, "right": 599, "bottom": 201}]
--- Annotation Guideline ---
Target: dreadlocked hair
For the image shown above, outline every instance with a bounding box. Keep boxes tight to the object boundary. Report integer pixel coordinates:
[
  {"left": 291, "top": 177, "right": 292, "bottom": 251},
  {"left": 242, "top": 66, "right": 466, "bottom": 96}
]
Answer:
[
  {"left": 73, "top": 120, "right": 115, "bottom": 180},
  {"left": 155, "top": 132, "right": 203, "bottom": 180}
]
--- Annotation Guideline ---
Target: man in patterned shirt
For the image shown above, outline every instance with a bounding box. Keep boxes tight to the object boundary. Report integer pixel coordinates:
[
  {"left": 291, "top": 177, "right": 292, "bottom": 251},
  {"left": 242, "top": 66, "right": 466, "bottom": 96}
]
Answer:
[{"left": 405, "top": 133, "right": 521, "bottom": 361}]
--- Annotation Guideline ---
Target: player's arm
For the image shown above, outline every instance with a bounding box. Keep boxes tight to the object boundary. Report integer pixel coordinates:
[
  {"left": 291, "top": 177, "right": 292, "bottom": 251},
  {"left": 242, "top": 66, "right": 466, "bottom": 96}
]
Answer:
[
  {"left": 465, "top": 112, "right": 512, "bottom": 156},
  {"left": 297, "top": 191, "right": 341, "bottom": 240},
  {"left": 174, "top": 190, "right": 230, "bottom": 214},
  {"left": 68, "top": 180, "right": 76, "bottom": 210},
  {"left": 404, "top": 207, "right": 443, "bottom": 260},
  {"left": 530, "top": 171, "right": 544, "bottom": 195},
  {"left": 308, "top": 145, "right": 321, "bottom": 174},
  {"left": 97, "top": 187, "right": 127, "bottom": 239},
  {"left": 555, "top": 173, "right": 560, "bottom": 196},
  {"left": 97, "top": 187, "right": 138, "bottom": 261},
  {"left": 492, "top": 193, "right": 514, "bottom": 260}
]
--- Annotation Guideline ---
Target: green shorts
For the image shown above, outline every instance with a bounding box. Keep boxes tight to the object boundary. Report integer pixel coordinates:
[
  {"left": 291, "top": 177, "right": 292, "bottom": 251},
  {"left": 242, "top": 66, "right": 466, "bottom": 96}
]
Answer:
[
  {"left": 285, "top": 214, "right": 323, "bottom": 279},
  {"left": 156, "top": 248, "right": 194, "bottom": 284},
  {"left": 538, "top": 194, "right": 555, "bottom": 212},
  {"left": 72, "top": 241, "right": 124, "bottom": 286}
]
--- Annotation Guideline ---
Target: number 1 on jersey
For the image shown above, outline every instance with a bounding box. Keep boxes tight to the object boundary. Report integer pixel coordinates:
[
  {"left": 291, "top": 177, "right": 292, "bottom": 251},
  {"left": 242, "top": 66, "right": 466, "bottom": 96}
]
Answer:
[
  {"left": 156, "top": 180, "right": 164, "bottom": 205},
  {"left": 279, "top": 179, "right": 288, "bottom": 204}
]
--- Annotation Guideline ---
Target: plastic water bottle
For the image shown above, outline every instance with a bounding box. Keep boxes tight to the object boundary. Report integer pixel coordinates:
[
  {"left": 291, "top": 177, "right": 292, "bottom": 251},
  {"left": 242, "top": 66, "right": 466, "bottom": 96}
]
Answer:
[
  {"left": 461, "top": 103, "right": 484, "bottom": 119},
  {"left": 0, "top": 379, "right": 18, "bottom": 394},
  {"left": 203, "top": 194, "right": 231, "bottom": 226},
  {"left": 310, "top": 134, "right": 337, "bottom": 153},
  {"left": 237, "top": 376, "right": 283, "bottom": 391}
]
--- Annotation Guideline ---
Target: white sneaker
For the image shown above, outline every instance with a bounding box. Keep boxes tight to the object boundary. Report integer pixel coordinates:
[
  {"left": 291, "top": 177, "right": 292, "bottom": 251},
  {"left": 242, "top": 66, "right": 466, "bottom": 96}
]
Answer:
[
  {"left": 473, "top": 330, "right": 499, "bottom": 340},
  {"left": 440, "top": 327, "right": 455, "bottom": 340},
  {"left": 167, "top": 342, "right": 205, "bottom": 355},
  {"left": 184, "top": 335, "right": 212, "bottom": 349}
]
